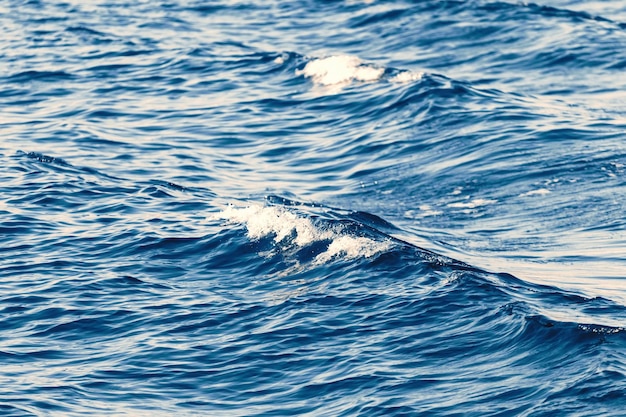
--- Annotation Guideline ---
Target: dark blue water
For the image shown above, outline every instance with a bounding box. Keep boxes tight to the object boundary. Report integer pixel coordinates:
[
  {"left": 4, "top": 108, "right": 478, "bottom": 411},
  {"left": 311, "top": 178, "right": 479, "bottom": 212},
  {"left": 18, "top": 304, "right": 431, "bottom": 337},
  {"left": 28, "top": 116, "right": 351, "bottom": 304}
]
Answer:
[{"left": 1, "top": 0, "right": 625, "bottom": 415}]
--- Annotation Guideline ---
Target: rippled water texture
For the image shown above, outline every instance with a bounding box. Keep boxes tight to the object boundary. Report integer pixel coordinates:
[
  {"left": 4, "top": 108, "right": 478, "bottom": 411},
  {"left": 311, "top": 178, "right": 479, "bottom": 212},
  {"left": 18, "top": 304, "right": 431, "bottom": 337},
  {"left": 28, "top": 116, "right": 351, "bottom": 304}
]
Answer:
[{"left": 1, "top": 1, "right": 625, "bottom": 415}]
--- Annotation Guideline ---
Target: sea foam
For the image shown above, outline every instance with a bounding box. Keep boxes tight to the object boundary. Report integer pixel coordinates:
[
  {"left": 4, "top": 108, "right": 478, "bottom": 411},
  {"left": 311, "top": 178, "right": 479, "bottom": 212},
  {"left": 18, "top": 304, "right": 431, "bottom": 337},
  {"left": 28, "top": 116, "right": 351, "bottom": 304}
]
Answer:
[
  {"left": 296, "top": 55, "right": 423, "bottom": 89},
  {"left": 214, "top": 204, "right": 391, "bottom": 263},
  {"left": 296, "top": 55, "right": 384, "bottom": 86}
]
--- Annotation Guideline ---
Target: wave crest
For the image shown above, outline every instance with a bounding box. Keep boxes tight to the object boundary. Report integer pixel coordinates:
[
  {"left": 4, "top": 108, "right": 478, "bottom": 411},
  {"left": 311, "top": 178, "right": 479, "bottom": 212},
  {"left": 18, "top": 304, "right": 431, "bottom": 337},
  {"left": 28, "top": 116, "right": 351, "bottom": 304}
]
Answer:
[
  {"left": 213, "top": 204, "right": 392, "bottom": 263},
  {"left": 296, "top": 55, "right": 422, "bottom": 87},
  {"left": 296, "top": 55, "right": 383, "bottom": 86}
]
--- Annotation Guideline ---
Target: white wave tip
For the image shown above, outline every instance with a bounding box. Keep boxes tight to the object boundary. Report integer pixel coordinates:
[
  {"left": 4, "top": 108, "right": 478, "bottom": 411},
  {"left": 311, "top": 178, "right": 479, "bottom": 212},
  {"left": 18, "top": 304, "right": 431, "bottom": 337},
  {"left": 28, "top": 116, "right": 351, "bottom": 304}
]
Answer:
[
  {"left": 296, "top": 55, "right": 384, "bottom": 86},
  {"left": 216, "top": 204, "right": 328, "bottom": 245},
  {"left": 216, "top": 204, "right": 391, "bottom": 263},
  {"left": 314, "top": 236, "right": 391, "bottom": 264},
  {"left": 274, "top": 53, "right": 288, "bottom": 65},
  {"left": 390, "top": 71, "right": 423, "bottom": 83},
  {"left": 448, "top": 198, "right": 498, "bottom": 209},
  {"left": 519, "top": 189, "right": 551, "bottom": 197}
]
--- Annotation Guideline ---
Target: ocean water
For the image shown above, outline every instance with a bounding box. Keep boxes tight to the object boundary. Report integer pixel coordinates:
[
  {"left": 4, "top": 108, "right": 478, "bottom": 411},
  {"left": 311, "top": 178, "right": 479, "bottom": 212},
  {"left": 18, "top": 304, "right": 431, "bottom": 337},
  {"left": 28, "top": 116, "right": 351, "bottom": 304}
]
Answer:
[{"left": 1, "top": 0, "right": 625, "bottom": 415}]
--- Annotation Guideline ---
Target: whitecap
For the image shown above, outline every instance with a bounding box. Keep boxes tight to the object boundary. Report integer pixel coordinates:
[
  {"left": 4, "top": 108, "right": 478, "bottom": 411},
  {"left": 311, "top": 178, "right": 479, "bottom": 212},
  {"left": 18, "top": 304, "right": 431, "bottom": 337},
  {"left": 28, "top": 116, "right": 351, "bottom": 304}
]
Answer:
[
  {"left": 214, "top": 204, "right": 391, "bottom": 263},
  {"left": 519, "top": 188, "right": 551, "bottom": 197},
  {"left": 390, "top": 70, "right": 424, "bottom": 83},
  {"left": 447, "top": 198, "right": 498, "bottom": 209},
  {"left": 404, "top": 205, "right": 443, "bottom": 219},
  {"left": 313, "top": 235, "right": 389, "bottom": 264},
  {"left": 296, "top": 55, "right": 385, "bottom": 86},
  {"left": 214, "top": 204, "right": 328, "bottom": 245}
]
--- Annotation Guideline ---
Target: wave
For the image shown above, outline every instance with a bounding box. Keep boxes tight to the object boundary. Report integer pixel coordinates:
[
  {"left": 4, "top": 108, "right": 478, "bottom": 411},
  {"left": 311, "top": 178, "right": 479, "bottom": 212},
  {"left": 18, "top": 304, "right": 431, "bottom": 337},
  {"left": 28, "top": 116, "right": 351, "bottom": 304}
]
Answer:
[
  {"left": 295, "top": 55, "right": 423, "bottom": 88},
  {"left": 481, "top": 1, "right": 626, "bottom": 28},
  {"left": 3, "top": 148, "right": 625, "bottom": 415},
  {"left": 4, "top": 0, "right": 626, "bottom": 413},
  {"left": 212, "top": 196, "right": 625, "bottom": 325},
  {"left": 212, "top": 200, "right": 394, "bottom": 265}
]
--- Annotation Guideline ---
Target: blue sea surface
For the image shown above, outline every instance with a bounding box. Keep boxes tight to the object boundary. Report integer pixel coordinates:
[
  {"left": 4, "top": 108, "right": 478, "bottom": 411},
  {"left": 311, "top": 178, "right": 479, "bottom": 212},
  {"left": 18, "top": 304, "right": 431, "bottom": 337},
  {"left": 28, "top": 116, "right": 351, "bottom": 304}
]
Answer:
[{"left": 1, "top": 0, "right": 625, "bottom": 415}]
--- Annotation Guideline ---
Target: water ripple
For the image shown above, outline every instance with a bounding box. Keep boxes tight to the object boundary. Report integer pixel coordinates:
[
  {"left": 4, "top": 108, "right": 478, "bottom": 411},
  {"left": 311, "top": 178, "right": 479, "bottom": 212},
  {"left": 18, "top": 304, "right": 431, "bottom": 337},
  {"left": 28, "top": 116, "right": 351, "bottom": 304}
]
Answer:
[{"left": 1, "top": 0, "right": 626, "bottom": 415}]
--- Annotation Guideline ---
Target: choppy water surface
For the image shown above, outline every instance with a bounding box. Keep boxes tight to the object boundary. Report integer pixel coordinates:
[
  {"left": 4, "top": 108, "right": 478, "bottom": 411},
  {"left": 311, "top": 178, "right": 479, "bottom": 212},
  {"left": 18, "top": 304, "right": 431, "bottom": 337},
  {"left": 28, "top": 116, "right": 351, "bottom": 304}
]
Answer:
[{"left": 1, "top": 0, "right": 625, "bottom": 415}]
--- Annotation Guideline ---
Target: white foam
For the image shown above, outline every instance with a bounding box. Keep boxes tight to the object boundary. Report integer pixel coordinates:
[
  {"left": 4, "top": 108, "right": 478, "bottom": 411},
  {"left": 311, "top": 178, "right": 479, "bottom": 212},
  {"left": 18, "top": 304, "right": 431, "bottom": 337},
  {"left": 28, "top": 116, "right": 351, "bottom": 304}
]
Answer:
[
  {"left": 390, "top": 70, "right": 424, "bottom": 83},
  {"left": 215, "top": 204, "right": 328, "bottom": 245},
  {"left": 519, "top": 188, "right": 551, "bottom": 197},
  {"left": 404, "top": 205, "right": 443, "bottom": 219},
  {"left": 448, "top": 198, "right": 498, "bottom": 209},
  {"left": 214, "top": 204, "right": 391, "bottom": 262},
  {"left": 274, "top": 53, "right": 288, "bottom": 65},
  {"left": 296, "top": 55, "right": 385, "bottom": 86},
  {"left": 314, "top": 235, "right": 388, "bottom": 264}
]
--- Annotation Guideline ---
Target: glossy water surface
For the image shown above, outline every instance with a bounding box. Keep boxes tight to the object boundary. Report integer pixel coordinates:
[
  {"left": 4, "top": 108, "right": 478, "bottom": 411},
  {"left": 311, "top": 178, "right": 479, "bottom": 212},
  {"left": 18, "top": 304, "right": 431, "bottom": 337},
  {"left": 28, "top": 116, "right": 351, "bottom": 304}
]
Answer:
[{"left": 1, "top": 1, "right": 625, "bottom": 415}]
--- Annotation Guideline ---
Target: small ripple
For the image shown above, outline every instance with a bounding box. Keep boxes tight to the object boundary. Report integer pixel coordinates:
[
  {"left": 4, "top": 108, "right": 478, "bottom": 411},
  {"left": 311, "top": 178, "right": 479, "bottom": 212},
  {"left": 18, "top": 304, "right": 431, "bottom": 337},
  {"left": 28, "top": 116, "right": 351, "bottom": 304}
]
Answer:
[{"left": 7, "top": 70, "right": 75, "bottom": 83}]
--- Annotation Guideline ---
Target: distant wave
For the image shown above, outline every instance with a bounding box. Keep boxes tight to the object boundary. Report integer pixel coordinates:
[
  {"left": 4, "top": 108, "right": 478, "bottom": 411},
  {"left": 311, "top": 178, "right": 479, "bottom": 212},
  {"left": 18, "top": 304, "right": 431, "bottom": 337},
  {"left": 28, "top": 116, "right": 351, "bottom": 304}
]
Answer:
[{"left": 295, "top": 54, "right": 423, "bottom": 89}]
